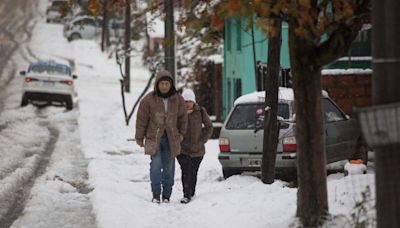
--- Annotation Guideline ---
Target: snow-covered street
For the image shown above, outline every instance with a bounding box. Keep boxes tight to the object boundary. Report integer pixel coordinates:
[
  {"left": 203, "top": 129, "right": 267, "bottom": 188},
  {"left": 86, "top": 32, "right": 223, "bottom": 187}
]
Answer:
[{"left": 0, "top": 0, "right": 376, "bottom": 227}]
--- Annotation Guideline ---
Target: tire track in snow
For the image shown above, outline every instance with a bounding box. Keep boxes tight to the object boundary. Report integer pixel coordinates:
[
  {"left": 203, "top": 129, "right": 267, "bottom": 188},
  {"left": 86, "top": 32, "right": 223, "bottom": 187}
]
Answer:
[{"left": 0, "top": 123, "right": 59, "bottom": 228}]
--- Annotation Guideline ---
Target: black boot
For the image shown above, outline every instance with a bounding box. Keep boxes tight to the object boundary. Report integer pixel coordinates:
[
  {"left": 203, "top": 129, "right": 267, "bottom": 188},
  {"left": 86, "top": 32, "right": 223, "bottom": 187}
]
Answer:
[
  {"left": 162, "top": 196, "right": 170, "bottom": 203},
  {"left": 152, "top": 193, "right": 161, "bottom": 204}
]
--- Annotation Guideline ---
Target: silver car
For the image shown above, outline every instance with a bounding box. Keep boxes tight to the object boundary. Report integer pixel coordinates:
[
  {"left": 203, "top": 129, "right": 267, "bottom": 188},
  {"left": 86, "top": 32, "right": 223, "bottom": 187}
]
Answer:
[
  {"left": 63, "top": 16, "right": 99, "bottom": 41},
  {"left": 218, "top": 88, "right": 366, "bottom": 179}
]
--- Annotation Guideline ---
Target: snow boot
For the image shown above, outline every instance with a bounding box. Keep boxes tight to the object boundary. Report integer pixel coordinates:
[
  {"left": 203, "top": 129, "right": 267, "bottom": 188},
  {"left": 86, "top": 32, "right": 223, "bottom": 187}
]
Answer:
[
  {"left": 152, "top": 193, "right": 161, "bottom": 204},
  {"left": 162, "top": 196, "right": 170, "bottom": 203},
  {"left": 180, "top": 197, "right": 191, "bottom": 204}
]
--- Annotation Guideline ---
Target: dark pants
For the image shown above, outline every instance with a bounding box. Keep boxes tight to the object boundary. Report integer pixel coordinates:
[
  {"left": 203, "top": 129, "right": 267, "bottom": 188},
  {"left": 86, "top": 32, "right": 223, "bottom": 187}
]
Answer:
[{"left": 177, "top": 154, "right": 203, "bottom": 198}]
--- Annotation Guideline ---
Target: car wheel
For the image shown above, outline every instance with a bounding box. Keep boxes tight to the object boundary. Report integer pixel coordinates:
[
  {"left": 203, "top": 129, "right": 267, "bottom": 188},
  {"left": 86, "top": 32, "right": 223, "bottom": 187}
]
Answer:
[
  {"left": 70, "top": 33, "right": 81, "bottom": 41},
  {"left": 21, "top": 95, "right": 28, "bottom": 107},
  {"left": 66, "top": 97, "right": 73, "bottom": 110},
  {"left": 222, "top": 169, "right": 242, "bottom": 179}
]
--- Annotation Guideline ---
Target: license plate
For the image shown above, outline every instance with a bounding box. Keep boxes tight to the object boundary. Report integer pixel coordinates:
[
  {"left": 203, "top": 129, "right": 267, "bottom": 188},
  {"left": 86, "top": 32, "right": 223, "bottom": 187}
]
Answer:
[
  {"left": 42, "top": 81, "right": 54, "bottom": 86},
  {"left": 248, "top": 159, "right": 261, "bottom": 167}
]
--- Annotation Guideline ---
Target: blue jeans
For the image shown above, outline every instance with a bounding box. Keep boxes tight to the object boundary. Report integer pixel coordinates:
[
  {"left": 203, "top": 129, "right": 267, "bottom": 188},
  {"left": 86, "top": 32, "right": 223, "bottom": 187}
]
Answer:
[{"left": 150, "top": 132, "right": 175, "bottom": 198}]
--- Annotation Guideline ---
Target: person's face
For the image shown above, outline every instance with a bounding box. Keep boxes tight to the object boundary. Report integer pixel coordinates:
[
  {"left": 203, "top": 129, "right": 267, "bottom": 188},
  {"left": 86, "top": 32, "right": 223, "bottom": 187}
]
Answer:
[
  {"left": 158, "top": 80, "right": 171, "bottom": 94},
  {"left": 185, "top": 101, "right": 194, "bottom": 110}
]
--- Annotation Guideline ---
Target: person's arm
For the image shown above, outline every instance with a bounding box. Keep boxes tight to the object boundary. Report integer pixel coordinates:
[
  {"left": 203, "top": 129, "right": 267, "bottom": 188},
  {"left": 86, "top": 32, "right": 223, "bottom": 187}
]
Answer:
[
  {"left": 177, "top": 95, "right": 188, "bottom": 140},
  {"left": 199, "top": 107, "right": 213, "bottom": 144},
  {"left": 135, "top": 98, "right": 150, "bottom": 146}
]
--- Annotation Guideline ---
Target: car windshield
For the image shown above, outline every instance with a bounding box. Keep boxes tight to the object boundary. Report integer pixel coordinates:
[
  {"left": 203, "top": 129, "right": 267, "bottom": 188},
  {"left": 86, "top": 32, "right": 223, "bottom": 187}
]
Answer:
[
  {"left": 226, "top": 103, "right": 290, "bottom": 129},
  {"left": 29, "top": 64, "right": 70, "bottom": 75}
]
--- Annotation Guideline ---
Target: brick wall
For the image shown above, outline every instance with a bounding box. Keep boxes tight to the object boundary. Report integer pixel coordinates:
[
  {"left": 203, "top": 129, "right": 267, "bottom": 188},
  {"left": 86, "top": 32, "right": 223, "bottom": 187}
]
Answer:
[{"left": 322, "top": 72, "right": 372, "bottom": 116}]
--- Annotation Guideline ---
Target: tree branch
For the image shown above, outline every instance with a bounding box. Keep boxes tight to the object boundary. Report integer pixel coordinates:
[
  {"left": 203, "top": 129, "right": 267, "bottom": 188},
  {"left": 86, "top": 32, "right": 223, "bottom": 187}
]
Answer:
[{"left": 315, "top": 2, "right": 370, "bottom": 66}]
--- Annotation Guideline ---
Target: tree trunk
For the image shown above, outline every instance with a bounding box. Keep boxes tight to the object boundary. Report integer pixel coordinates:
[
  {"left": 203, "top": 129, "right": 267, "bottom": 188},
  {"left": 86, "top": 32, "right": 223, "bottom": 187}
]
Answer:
[
  {"left": 164, "top": 0, "right": 175, "bottom": 82},
  {"left": 289, "top": 25, "right": 328, "bottom": 226},
  {"left": 124, "top": 0, "right": 131, "bottom": 92},
  {"left": 101, "top": 0, "right": 109, "bottom": 52},
  {"left": 261, "top": 18, "right": 282, "bottom": 184}
]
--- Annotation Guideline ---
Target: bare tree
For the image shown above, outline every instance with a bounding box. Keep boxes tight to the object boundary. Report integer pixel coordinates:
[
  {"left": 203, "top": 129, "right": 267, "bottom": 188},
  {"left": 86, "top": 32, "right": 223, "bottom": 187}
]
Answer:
[
  {"left": 124, "top": 0, "right": 131, "bottom": 92},
  {"left": 261, "top": 18, "right": 282, "bottom": 184},
  {"left": 164, "top": 0, "right": 175, "bottom": 82}
]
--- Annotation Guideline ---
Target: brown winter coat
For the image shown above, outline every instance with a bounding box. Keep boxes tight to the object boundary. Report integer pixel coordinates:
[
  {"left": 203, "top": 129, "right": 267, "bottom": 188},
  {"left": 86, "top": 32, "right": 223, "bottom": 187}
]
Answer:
[
  {"left": 181, "top": 104, "right": 213, "bottom": 157},
  {"left": 135, "top": 72, "right": 188, "bottom": 157}
]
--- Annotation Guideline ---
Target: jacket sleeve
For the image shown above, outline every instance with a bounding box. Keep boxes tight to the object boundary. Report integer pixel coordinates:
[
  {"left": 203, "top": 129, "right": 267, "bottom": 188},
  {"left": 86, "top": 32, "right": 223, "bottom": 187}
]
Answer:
[
  {"left": 135, "top": 97, "right": 150, "bottom": 141},
  {"left": 199, "top": 107, "right": 213, "bottom": 144},
  {"left": 177, "top": 95, "right": 188, "bottom": 137}
]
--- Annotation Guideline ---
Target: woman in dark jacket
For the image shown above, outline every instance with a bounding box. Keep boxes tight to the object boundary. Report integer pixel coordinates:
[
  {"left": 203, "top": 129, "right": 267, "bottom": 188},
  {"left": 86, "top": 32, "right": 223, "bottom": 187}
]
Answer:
[{"left": 178, "top": 89, "right": 213, "bottom": 204}]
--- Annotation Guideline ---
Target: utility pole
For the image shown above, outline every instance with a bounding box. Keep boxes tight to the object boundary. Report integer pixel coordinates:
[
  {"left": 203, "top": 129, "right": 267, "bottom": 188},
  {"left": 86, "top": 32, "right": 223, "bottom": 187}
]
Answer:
[
  {"left": 372, "top": 0, "right": 400, "bottom": 227},
  {"left": 101, "top": 0, "right": 109, "bottom": 52},
  {"left": 124, "top": 0, "right": 131, "bottom": 92},
  {"left": 164, "top": 0, "right": 175, "bottom": 82}
]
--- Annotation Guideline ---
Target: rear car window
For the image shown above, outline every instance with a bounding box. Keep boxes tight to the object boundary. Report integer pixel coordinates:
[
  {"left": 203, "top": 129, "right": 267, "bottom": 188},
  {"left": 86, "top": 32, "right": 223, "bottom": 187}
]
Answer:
[
  {"left": 226, "top": 103, "right": 290, "bottom": 129},
  {"left": 29, "top": 64, "right": 70, "bottom": 76}
]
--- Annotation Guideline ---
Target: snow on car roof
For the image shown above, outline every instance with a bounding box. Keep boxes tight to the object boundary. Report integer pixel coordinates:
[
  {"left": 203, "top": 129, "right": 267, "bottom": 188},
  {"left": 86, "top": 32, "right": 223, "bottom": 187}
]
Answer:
[
  {"left": 234, "top": 87, "right": 294, "bottom": 105},
  {"left": 234, "top": 87, "right": 329, "bottom": 105}
]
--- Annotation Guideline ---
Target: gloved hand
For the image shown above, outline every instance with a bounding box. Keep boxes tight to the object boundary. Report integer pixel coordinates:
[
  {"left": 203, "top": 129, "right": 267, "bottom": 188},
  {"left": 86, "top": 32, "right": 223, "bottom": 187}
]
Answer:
[{"left": 137, "top": 139, "right": 144, "bottom": 147}]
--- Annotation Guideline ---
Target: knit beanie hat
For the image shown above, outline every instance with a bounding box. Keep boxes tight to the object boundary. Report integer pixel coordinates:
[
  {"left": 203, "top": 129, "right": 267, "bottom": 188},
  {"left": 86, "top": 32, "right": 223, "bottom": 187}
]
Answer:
[{"left": 182, "top": 89, "right": 196, "bottom": 103}]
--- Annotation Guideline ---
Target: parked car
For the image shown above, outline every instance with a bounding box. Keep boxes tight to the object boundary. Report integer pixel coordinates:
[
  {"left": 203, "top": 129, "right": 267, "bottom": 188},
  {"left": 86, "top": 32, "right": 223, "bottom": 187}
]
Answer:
[
  {"left": 20, "top": 60, "right": 77, "bottom": 110},
  {"left": 63, "top": 16, "right": 100, "bottom": 41},
  {"left": 46, "top": 0, "right": 68, "bottom": 23},
  {"left": 218, "top": 88, "right": 367, "bottom": 179}
]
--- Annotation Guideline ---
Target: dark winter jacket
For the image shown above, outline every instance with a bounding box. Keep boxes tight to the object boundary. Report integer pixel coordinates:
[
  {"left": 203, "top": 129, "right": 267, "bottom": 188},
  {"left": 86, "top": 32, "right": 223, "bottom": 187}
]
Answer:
[
  {"left": 181, "top": 104, "right": 213, "bottom": 157},
  {"left": 135, "top": 70, "right": 188, "bottom": 157}
]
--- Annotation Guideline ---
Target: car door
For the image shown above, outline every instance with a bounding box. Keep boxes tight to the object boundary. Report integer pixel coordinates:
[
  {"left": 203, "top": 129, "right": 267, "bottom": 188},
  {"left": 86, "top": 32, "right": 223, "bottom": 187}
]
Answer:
[
  {"left": 82, "top": 18, "right": 96, "bottom": 39},
  {"left": 323, "top": 98, "right": 359, "bottom": 162}
]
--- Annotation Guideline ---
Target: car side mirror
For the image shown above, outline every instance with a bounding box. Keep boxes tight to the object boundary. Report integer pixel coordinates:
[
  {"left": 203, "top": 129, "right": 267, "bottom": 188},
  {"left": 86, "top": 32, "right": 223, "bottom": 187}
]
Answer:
[
  {"left": 20, "top": 71, "right": 26, "bottom": 76},
  {"left": 345, "top": 114, "right": 350, "bottom": 120},
  {"left": 72, "top": 75, "right": 78, "bottom": 79}
]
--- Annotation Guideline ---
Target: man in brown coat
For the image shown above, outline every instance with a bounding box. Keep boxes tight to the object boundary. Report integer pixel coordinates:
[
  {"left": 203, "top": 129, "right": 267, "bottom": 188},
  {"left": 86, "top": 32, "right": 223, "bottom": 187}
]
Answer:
[
  {"left": 135, "top": 69, "right": 187, "bottom": 203},
  {"left": 178, "top": 89, "right": 213, "bottom": 204}
]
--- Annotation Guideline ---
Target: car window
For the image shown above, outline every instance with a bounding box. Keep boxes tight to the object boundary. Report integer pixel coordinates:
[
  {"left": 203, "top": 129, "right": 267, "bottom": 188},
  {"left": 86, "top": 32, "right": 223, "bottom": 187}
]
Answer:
[
  {"left": 82, "top": 18, "right": 96, "bottom": 26},
  {"left": 226, "top": 103, "right": 290, "bottom": 129},
  {"left": 322, "top": 98, "right": 345, "bottom": 122},
  {"left": 49, "top": 1, "right": 65, "bottom": 10},
  {"left": 29, "top": 64, "right": 70, "bottom": 76}
]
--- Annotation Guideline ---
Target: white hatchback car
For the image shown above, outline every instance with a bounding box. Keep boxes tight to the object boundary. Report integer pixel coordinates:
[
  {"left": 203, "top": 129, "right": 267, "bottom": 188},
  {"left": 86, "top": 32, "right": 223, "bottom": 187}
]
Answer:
[
  {"left": 20, "top": 60, "right": 77, "bottom": 110},
  {"left": 63, "top": 16, "right": 99, "bottom": 41}
]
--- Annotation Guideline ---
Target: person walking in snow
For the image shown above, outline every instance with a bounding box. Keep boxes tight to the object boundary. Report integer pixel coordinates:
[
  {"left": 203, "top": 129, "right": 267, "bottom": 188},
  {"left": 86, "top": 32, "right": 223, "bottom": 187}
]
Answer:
[
  {"left": 178, "top": 89, "right": 213, "bottom": 204},
  {"left": 135, "top": 69, "right": 187, "bottom": 204}
]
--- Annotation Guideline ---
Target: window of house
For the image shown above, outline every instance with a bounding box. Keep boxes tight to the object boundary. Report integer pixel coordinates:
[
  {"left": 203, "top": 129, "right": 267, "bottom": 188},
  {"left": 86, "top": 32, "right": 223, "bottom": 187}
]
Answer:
[
  {"left": 236, "top": 19, "right": 242, "bottom": 51},
  {"left": 234, "top": 78, "right": 242, "bottom": 100},
  {"left": 226, "top": 20, "right": 231, "bottom": 52}
]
